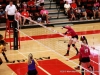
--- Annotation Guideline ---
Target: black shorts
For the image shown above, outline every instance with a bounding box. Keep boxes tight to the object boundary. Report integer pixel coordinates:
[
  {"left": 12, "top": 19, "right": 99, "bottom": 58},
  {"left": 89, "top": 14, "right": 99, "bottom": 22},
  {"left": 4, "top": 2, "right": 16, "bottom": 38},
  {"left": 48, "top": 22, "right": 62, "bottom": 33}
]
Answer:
[
  {"left": 40, "top": 3, "right": 44, "bottom": 6},
  {"left": 28, "top": 69, "right": 38, "bottom": 75},
  {"left": 7, "top": 15, "right": 15, "bottom": 21},
  {"left": 72, "top": 35, "right": 78, "bottom": 40},
  {"left": 80, "top": 57, "right": 90, "bottom": 63}
]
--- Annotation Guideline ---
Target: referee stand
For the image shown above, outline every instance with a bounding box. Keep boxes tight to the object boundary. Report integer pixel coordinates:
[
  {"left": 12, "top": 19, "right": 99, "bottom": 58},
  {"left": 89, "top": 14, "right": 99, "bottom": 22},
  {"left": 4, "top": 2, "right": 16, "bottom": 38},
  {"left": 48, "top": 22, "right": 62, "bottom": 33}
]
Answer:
[{"left": 5, "top": 20, "right": 20, "bottom": 50}]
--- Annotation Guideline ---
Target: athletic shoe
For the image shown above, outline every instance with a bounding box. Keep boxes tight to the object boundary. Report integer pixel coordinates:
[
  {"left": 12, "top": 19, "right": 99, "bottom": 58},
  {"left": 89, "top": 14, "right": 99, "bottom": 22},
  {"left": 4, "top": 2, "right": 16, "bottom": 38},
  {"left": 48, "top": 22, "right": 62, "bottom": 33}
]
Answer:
[
  {"left": 64, "top": 53, "right": 69, "bottom": 56},
  {"left": 75, "top": 66, "right": 80, "bottom": 70}
]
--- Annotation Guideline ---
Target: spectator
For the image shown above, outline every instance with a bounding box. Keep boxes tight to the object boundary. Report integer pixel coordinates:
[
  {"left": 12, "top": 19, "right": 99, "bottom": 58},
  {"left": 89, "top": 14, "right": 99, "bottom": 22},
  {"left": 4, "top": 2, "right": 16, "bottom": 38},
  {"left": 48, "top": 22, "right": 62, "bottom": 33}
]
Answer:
[
  {"left": 15, "top": 10, "right": 22, "bottom": 25},
  {"left": 0, "top": 9, "right": 5, "bottom": 16},
  {"left": 64, "top": 1, "right": 70, "bottom": 15},
  {"left": 40, "top": 7, "right": 49, "bottom": 24},
  {"left": 5, "top": 1, "right": 17, "bottom": 21},
  {"left": 35, "top": 12, "right": 42, "bottom": 23},
  {"left": 75, "top": 7, "right": 81, "bottom": 20},
  {"left": 21, "top": 9, "right": 31, "bottom": 25},
  {"left": 16, "top": 0, "right": 21, "bottom": 9},
  {"left": 68, "top": 7, "right": 76, "bottom": 20},
  {"left": 98, "top": 7, "right": 100, "bottom": 19},
  {"left": 81, "top": 6, "right": 87, "bottom": 20},
  {"left": 27, "top": 0, "right": 35, "bottom": 8},
  {"left": 92, "top": 4, "right": 99, "bottom": 19},
  {"left": 38, "top": 0, "right": 44, "bottom": 6},
  {"left": 63, "top": 0, "right": 72, "bottom": 4},
  {"left": 94, "top": 0, "right": 100, "bottom": 7},
  {"left": 70, "top": 0, "right": 77, "bottom": 9},
  {"left": 22, "top": 2, "right": 27, "bottom": 9}
]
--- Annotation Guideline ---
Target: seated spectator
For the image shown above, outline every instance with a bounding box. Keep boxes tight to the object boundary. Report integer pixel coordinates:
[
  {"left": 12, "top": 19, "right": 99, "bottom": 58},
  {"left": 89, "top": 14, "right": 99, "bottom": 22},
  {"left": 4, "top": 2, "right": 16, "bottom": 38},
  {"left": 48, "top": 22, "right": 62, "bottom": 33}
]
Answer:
[
  {"left": 15, "top": 10, "right": 22, "bottom": 25},
  {"left": 70, "top": 0, "right": 77, "bottom": 9},
  {"left": 94, "top": 0, "right": 100, "bottom": 7},
  {"left": 22, "top": 2, "right": 27, "bottom": 8},
  {"left": 75, "top": 7, "right": 81, "bottom": 20},
  {"left": 68, "top": 7, "right": 76, "bottom": 20},
  {"left": 35, "top": 1, "right": 40, "bottom": 7},
  {"left": 40, "top": 7, "right": 49, "bottom": 24},
  {"left": 27, "top": 0, "right": 35, "bottom": 8},
  {"left": 98, "top": 7, "right": 100, "bottom": 19},
  {"left": 0, "top": 9, "right": 5, "bottom": 16},
  {"left": 64, "top": 1, "right": 70, "bottom": 15},
  {"left": 38, "top": 0, "right": 44, "bottom": 6},
  {"left": 16, "top": 0, "right": 21, "bottom": 9},
  {"left": 34, "top": 12, "right": 42, "bottom": 23},
  {"left": 63, "top": 0, "right": 72, "bottom": 4},
  {"left": 81, "top": 6, "right": 87, "bottom": 20},
  {"left": 21, "top": 9, "right": 32, "bottom": 25},
  {"left": 92, "top": 4, "right": 99, "bottom": 19}
]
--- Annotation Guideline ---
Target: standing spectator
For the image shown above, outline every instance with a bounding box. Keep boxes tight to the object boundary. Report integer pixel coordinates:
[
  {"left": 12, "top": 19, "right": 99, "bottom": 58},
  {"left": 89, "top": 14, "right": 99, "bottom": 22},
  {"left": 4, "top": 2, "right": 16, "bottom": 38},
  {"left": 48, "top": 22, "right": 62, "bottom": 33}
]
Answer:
[
  {"left": 70, "top": 0, "right": 77, "bottom": 9},
  {"left": 81, "top": 6, "right": 87, "bottom": 20},
  {"left": 5, "top": 1, "right": 17, "bottom": 21},
  {"left": 92, "top": 4, "right": 99, "bottom": 19},
  {"left": 40, "top": 7, "right": 49, "bottom": 24},
  {"left": 64, "top": 1, "right": 70, "bottom": 15}
]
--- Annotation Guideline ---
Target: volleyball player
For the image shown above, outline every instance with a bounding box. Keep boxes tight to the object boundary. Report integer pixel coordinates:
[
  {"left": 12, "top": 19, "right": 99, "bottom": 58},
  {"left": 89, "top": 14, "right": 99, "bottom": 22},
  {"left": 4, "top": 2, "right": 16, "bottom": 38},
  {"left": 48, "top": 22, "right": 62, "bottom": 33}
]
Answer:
[
  {"left": 0, "top": 34, "right": 9, "bottom": 63},
  {"left": 26, "top": 53, "right": 39, "bottom": 75},
  {"left": 62, "top": 25, "right": 79, "bottom": 56},
  {"left": 79, "top": 37, "right": 93, "bottom": 75},
  {"left": 75, "top": 35, "right": 88, "bottom": 70},
  {"left": 0, "top": 40, "right": 10, "bottom": 64}
]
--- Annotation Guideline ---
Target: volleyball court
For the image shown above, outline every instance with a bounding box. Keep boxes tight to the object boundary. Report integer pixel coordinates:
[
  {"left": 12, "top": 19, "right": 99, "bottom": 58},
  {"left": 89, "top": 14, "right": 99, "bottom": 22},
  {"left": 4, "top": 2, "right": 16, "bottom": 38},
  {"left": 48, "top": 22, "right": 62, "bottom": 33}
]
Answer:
[{"left": 6, "top": 18, "right": 100, "bottom": 75}]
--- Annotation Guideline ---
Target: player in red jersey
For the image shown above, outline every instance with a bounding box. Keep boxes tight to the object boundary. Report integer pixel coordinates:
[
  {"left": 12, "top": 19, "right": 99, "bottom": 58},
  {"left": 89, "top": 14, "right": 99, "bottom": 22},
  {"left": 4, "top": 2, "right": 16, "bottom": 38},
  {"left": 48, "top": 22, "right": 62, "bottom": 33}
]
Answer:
[
  {"left": 79, "top": 36, "right": 93, "bottom": 75},
  {"left": 62, "top": 25, "right": 79, "bottom": 56}
]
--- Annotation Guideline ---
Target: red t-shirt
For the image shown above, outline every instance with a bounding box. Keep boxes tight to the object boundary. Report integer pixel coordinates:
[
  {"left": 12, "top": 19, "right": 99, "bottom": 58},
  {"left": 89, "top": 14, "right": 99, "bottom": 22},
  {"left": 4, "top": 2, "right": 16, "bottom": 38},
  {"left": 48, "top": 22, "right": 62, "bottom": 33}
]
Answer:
[
  {"left": 28, "top": 1, "right": 34, "bottom": 6},
  {"left": 21, "top": 11, "right": 29, "bottom": 17},
  {"left": 80, "top": 45, "right": 90, "bottom": 58},
  {"left": 65, "top": 26, "right": 77, "bottom": 36},
  {"left": 71, "top": 3, "right": 77, "bottom": 9}
]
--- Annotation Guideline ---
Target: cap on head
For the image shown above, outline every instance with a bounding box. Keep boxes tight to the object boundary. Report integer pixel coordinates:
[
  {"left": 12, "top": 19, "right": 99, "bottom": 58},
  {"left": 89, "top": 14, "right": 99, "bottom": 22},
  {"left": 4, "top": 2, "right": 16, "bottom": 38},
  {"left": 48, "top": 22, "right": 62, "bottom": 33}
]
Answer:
[{"left": 64, "top": 25, "right": 71, "bottom": 29}]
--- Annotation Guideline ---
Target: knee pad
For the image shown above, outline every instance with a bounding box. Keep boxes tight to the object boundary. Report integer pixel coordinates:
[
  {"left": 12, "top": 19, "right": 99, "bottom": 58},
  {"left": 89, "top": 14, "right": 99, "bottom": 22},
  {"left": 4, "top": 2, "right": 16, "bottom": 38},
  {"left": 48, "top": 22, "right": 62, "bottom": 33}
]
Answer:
[
  {"left": 68, "top": 44, "right": 70, "bottom": 47},
  {"left": 72, "top": 44, "right": 75, "bottom": 47}
]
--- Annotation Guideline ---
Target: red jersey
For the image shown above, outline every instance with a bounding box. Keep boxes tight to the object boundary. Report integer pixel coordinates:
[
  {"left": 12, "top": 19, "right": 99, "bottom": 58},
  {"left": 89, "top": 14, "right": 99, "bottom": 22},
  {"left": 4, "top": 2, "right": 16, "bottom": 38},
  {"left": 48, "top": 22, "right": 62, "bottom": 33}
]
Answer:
[
  {"left": 80, "top": 45, "right": 90, "bottom": 58},
  {"left": 65, "top": 26, "right": 77, "bottom": 36},
  {"left": 71, "top": 3, "right": 77, "bottom": 9},
  {"left": 28, "top": 0, "right": 34, "bottom": 6},
  {"left": 21, "top": 11, "right": 29, "bottom": 17}
]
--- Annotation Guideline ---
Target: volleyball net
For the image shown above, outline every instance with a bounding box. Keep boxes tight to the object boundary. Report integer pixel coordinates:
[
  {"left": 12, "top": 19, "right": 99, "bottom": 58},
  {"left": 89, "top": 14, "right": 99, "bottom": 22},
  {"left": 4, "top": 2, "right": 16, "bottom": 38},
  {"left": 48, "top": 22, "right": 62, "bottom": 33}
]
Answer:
[{"left": 15, "top": 16, "right": 100, "bottom": 75}]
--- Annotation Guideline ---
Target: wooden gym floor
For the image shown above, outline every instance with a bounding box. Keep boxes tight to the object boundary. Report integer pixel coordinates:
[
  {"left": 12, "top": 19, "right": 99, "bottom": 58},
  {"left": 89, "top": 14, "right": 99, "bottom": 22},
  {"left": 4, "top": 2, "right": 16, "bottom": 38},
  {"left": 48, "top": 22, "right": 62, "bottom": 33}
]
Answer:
[{"left": 0, "top": 23, "right": 100, "bottom": 75}]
